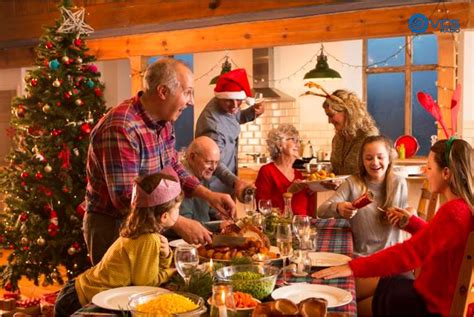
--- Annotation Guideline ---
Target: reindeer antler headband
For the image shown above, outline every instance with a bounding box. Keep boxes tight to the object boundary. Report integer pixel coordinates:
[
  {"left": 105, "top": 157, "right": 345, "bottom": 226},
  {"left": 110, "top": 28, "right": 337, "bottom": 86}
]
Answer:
[{"left": 300, "top": 81, "right": 344, "bottom": 104}]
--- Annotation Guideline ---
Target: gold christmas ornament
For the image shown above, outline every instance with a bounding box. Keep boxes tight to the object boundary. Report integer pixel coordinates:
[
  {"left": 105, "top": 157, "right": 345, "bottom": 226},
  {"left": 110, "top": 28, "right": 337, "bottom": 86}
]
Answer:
[
  {"left": 44, "top": 164, "right": 53, "bottom": 173},
  {"left": 37, "top": 237, "right": 46, "bottom": 246},
  {"left": 42, "top": 104, "right": 51, "bottom": 113},
  {"left": 62, "top": 56, "right": 70, "bottom": 63},
  {"left": 67, "top": 247, "right": 76, "bottom": 255},
  {"left": 53, "top": 79, "right": 61, "bottom": 87},
  {"left": 21, "top": 237, "right": 29, "bottom": 245}
]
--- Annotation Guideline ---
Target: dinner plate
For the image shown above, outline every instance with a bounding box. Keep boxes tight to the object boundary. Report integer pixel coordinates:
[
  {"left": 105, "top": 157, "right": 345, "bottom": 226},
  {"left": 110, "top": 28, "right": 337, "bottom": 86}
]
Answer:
[
  {"left": 303, "top": 176, "right": 349, "bottom": 192},
  {"left": 307, "top": 252, "right": 351, "bottom": 267},
  {"left": 169, "top": 239, "right": 193, "bottom": 248},
  {"left": 92, "top": 286, "right": 169, "bottom": 310},
  {"left": 271, "top": 284, "right": 352, "bottom": 308}
]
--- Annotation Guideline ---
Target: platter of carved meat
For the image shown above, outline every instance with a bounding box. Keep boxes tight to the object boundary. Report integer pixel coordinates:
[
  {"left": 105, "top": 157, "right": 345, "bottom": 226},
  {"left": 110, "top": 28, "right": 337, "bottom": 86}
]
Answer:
[{"left": 197, "top": 223, "right": 283, "bottom": 262}]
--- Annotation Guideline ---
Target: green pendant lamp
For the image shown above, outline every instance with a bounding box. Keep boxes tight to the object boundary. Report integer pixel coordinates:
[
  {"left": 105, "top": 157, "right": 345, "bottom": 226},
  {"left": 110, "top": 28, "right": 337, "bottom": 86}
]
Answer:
[
  {"left": 209, "top": 57, "right": 232, "bottom": 85},
  {"left": 304, "top": 45, "right": 341, "bottom": 80}
]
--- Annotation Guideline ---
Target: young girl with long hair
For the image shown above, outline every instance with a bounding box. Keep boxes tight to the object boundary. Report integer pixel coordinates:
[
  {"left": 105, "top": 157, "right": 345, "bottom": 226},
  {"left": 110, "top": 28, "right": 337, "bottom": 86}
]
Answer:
[
  {"left": 318, "top": 135, "right": 408, "bottom": 255},
  {"left": 314, "top": 138, "right": 474, "bottom": 317},
  {"left": 55, "top": 167, "right": 183, "bottom": 316}
]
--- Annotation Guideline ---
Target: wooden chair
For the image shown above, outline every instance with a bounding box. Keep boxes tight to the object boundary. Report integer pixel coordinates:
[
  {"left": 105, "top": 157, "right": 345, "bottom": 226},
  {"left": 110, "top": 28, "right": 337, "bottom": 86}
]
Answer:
[
  {"left": 450, "top": 231, "right": 474, "bottom": 317},
  {"left": 416, "top": 180, "right": 439, "bottom": 221}
]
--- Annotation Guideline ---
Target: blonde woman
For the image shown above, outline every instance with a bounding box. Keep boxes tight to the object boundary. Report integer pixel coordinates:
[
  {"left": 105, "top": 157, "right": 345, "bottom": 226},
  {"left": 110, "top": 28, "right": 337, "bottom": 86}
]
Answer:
[
  {"left": 323, "top": 89, "right": 379, "bottom": 175},
  {"left": 255, "top": 124, "right": 315, "bottom": 216}
]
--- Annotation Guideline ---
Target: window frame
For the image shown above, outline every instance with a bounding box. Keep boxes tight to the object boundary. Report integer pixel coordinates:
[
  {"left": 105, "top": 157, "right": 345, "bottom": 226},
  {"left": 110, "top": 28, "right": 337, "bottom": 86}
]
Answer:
[{"left": 362, "top": 35, "right": 438, "bottom": 136}]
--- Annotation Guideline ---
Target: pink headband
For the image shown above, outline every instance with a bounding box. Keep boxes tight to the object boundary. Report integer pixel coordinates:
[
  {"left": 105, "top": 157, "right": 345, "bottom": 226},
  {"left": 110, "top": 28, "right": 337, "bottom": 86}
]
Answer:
[{"left": 131, "top": 166, "right": 181, "bottom": 208}]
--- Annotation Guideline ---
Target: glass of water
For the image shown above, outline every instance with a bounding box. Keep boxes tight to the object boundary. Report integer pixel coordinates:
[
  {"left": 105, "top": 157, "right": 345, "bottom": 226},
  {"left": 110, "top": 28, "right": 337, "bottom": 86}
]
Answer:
[{"left": 174, "top": 245, "right": 199, "bottom": 288}]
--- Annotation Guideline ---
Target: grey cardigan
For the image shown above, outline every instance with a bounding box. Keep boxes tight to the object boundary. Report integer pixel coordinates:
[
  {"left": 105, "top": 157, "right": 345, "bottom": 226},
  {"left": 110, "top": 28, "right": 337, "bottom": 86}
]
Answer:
[{"left": 318, "top": 174, "right": 408, "bottom": 256}]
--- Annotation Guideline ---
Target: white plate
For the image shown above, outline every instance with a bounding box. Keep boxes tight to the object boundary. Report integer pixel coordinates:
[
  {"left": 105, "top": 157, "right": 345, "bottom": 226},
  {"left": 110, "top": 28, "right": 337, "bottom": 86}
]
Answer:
[
  {"left": 271, "top": 284, "right": 352, "bottom": 308},
  {"left": 92, "top": 286, "right": 169, "bottom": 310},
  {"left": 307, "top": 252, "right": 351, "bottom": 267},
  {"left": 303, "top": 176, "right": 349, "bottom": 191},
  {"left": 169, "top": 239, "right": 192, "bottom": 248}
]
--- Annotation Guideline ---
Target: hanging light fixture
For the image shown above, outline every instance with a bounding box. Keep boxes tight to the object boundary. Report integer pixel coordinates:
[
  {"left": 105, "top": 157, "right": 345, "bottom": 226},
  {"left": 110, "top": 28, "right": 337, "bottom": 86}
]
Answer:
[
  {"left": 303, "top": 45, "right": 341, "bottom": 80},
  {"left": 209, "top": 57, "right": 232, "bottom": 85}
]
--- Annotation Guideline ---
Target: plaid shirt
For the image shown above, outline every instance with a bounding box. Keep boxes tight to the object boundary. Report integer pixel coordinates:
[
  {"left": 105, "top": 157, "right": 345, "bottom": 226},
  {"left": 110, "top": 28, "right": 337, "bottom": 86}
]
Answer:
[{"left": 85, "top": 93, "right": 200, "bottom": 218}]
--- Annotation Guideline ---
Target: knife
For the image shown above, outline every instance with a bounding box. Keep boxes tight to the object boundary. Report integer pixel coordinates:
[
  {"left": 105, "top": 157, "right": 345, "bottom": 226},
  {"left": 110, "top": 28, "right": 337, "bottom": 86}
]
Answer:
[{"left": 211, "top": 235, "right": 247, "bottom": 247}]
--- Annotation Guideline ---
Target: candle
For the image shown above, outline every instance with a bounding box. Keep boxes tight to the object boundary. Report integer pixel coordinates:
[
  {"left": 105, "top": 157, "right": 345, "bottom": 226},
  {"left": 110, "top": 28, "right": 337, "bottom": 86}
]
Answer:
[
  {"left": 218, "top": 291, "right": 228, "bottom": 317},
  {"left": 209, "top": 258, "right": 214, "bottom": 274}
]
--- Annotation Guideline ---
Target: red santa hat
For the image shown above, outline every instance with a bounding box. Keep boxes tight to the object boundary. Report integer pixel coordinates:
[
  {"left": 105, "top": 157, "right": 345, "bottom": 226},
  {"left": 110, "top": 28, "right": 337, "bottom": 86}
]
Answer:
[{"left": 214, "top": 68, "right": 255, "bottom": 105}]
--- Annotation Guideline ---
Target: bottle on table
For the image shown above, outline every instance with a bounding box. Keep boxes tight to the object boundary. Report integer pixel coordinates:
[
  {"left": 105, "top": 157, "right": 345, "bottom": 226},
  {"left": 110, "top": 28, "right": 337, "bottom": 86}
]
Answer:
[{"left": 282, "top": 192, "right": 294, "bottom": 220}]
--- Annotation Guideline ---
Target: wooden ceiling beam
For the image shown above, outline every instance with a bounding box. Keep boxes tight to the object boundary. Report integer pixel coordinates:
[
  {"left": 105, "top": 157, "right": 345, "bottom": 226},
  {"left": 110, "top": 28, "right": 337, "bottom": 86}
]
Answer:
[{"left": 0, "top": 2, "right": 471, "bottom": 69}]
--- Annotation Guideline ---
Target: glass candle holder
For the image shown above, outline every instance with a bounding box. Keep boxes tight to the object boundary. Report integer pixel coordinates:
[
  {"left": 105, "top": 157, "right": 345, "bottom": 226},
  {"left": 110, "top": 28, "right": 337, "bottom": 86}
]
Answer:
[{"left": 210, "top": 284, "right": 236, "bottom": 317}]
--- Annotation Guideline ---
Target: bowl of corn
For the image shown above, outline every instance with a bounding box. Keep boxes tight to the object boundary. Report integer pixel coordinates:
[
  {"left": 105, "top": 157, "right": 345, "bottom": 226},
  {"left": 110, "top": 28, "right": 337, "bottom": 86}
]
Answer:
[{"left": 128, "top": 291, "right": 207, "bottom": 317}]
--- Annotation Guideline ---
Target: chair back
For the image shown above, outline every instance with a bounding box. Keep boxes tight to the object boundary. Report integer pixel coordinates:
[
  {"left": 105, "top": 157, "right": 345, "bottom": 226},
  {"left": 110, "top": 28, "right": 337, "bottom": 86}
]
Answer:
[
  {"left": 450, "top": 231, "right": 474, "bottom": 317},
  {"left": 417, "top": 179, "right": 439, "bottom": 221}
]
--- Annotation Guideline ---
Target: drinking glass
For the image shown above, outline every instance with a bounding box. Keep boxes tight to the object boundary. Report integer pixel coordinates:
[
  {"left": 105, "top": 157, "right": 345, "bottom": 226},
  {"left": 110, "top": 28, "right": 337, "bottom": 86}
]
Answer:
[
  {"left": 244, "top": 191, "right": 256, "bottom": 218},
  {"left": 174, "top": 245, "right": 199, "bottom": 288},
  {"left": 258, "top": 199, "right": 272, "bottom": 216},
  {"left": 276, "top": 223, "right": 293, "bottom": 257},
  {"left": 210, "top": 284, "right": 236, "bottom": 317},
  {"left": 292, "top": 215, "right": 311, "bottom": 249}
]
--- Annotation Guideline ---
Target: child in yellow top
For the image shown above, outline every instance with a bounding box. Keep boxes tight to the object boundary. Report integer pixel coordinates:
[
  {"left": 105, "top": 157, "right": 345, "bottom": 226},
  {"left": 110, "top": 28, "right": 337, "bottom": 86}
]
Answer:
[{"left": 54, "top": 166, "right": 183, "bottom": 316}]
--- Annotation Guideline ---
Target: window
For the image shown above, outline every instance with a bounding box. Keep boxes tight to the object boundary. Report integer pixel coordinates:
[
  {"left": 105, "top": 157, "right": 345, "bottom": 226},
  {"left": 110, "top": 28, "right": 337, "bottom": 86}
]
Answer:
[{"left": 365, "top": 35, "right": 438, "bottom": 156}]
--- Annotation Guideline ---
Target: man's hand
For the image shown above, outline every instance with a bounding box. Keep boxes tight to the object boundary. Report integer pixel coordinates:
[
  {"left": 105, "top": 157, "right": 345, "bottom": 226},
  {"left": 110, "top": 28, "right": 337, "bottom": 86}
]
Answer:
[
  {"left": 337, "top": 202, "right": 358, "bottom": 219},
  {"left": 254, "top": 101, "right": 265, "bottom": 117},
  {"left": 158, "top": 234, "right": 170, "bottom": 258},
  {"left": 207, "top": 191, "right": 236, "bottom": 219},
  {"left": 172, "top": 216, "right": 213, "bottom": 245},
  {"left": 192, "top": 185, "right": 236, "bottom": 219},
  {"left": 311, "top": 264, "right": 353, "bottom": 279},
  {"left": 234, "top": 179, "right": 254, "bottom": 203}
]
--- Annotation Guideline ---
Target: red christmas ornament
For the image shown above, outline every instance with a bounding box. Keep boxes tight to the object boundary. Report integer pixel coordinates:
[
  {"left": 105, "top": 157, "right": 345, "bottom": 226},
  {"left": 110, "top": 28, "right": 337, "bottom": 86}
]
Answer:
[
  {"left": 94, "top": 88, "right": 102, "bottom": 96},
  {"left": 51, "top": 129, "right": 62, "bottom": 137},
  {"left": 75, "top": 203, "right": 86, "bottom": 218},
  {"left": 80, "top": 122, "right": 91, "bottom": 134},
  {"left": 47, "top": 223, "right": 58, "bottom": 237},
  {"left": 28, "top": 126, "right": 43, "bottom": 136},
  {"left": 20, "top": 213, "right": 28, "bottom": 222},
  {"left": 77, "top": 135, "right": 84, "bottom": 141},
  {"left": 74, "top": 38, "right": 82, "bottom": 47},
  {"left": 64, "top": 91, "right": 72, "bottom": 99},
  {"left": 44, "top": 188, "right": 53, "bottom": 197},
  {"left": 62, "top": 186, "right": 69, "bottom": 193},
  {"left": 17, "top": 105, "right": 26, "bottom": 118},
  {"left": 23, "top": 246, "right": 29, "bottom": 251},
  {"left": 58, "top": 143, "right": 71, "bottom": 169},
  {"left": 20, "top": 171, "right": 29, "bottom": 179},
  {"left": 35, "top": 172, "right": 43, "bottom": 180},
  {"left": 46, "top": 41, "right": 53, "bottom": 49},
  {"left": 30, "top": 78, "right": 38, "bottom": 87},
  {"left": 56, "top": 101, "right": 62, "bottom": 107},
  {"left": 21, "top": 181, "right": 27, "bottom": 187},
  {"left": 4, "top": 282, "right": 12, "bottom": 291},
  {"left": 72, "top": 242, "right": 81, "bottom": 249}
]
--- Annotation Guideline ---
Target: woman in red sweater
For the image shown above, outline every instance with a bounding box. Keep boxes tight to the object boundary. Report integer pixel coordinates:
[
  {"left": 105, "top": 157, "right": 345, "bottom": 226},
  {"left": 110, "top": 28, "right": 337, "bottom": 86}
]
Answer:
[
  {"left": 313, "top": 138, "right": 474, "bottom": 317},
  {"left": 255, "top": 124, "right": 314, "bottom": 216}
]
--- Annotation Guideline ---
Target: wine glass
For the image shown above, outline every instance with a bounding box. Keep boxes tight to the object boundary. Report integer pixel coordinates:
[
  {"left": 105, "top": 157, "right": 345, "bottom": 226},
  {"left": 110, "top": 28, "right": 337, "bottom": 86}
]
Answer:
[
  {"left": 174, "top": 245, "right": 199, "bottom": 288},
  {"left": 276, "top": 223, "right": 293, "bottom": 283},
  {"left": 292, "top": 215, "right": 311, "bottom": 249},
  {"left": 258, "top": 199, "right": 272, "bottom": 216}
]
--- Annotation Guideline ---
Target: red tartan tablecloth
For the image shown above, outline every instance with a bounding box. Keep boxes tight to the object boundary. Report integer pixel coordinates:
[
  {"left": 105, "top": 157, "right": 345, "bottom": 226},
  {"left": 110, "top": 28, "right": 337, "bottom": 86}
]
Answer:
[{"left": 275, "top": 218, "right": 357, "bottom": 316}]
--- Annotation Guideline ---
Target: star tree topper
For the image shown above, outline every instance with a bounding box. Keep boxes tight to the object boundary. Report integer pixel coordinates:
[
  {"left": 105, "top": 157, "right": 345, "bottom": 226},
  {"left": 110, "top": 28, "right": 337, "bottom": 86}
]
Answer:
[{"left": 57, "top": 7, "right": 94, "bottom": 35}]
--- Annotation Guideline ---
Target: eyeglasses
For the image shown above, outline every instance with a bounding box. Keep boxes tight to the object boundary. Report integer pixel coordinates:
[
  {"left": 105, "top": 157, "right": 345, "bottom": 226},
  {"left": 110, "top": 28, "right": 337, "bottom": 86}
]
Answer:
[{"left": 283, "top": 137, "right": 301, "bottom": 143}]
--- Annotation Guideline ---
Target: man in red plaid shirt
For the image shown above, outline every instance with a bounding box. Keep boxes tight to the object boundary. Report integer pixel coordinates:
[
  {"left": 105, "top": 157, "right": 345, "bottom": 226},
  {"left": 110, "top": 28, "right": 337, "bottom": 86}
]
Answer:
[{"left": 84, "top": 58, "right": 236, "bottom": 265}]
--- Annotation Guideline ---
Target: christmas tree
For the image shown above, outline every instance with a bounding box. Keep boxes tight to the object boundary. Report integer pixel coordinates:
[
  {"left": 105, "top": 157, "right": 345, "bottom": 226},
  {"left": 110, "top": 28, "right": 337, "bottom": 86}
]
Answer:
[{"left": 0, "top": 0, "right": 106, "bottom": 291}]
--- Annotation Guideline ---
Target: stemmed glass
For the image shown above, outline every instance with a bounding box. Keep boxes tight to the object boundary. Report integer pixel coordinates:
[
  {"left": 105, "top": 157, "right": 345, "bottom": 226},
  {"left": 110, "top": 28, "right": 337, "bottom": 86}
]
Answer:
[
  {"left": 258, "top": 199, "right": 272, "bottom": 232},
  {"left": 276, "top": 223, "right": 293, "bottom": 282},
  {"left": 174, "top": 245, "right": 199, "bottom": 288},
  {"left": 292, "top": 215, "right": 311, "bottom": 249}
]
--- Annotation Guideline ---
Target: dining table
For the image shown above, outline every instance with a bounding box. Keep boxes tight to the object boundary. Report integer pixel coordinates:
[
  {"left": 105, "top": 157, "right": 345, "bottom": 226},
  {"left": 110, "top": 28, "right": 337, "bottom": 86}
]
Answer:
[
  {"left": 72, "top": 217, "right": 357, "bottom": 316},
  {"left": 276, "top": 217, "right": 357, "bottom": 316}
]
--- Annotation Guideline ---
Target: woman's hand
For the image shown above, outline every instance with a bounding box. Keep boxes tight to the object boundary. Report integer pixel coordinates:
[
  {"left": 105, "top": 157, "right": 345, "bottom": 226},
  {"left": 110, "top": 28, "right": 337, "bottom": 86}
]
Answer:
[
  {"left": 311, "top": 264, "right": 353, "bottom": 279},
  {"left": 159, "top": 234, "right": 170, "bottom": 258},
  {"left": 337, "top": 202, "right": 358, "bottom": 219},
  {"left": 386, "top": 207, "right": 414, "bottom": 228},
  {"left": 288, "top": 179, "right": 308, "bottom": 194}
]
